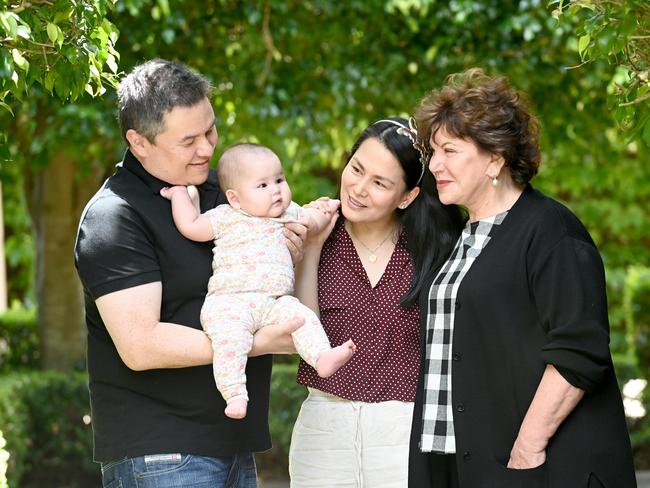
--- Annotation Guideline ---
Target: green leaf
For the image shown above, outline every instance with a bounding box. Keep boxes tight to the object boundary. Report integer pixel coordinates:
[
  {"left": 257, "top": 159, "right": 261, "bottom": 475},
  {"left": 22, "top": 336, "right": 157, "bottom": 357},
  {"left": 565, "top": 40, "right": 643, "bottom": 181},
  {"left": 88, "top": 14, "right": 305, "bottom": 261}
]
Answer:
[
  {"left": 53, "top": 8, "right": 74, "bottom": 23},
  {"left": 16, "top": 25, "right": 31, "bottom": 40},
  {"left": 106, "top": 53, "right": 118, "bottom": 73},
  {"left": 157, "top": 0, "right": 171, "bottom": 17},
  {"left": 43, "top": 70, "right": 56, "bottom": 93},
  {"left": 11, "top": 49, "right": 28, "bottom": 72},
  {"left": 0, "top": 12, "right": 18, "bottom": 38},
  {"left": 578, "top": 34, "right": 590, "bottom": 58},
  {"left": 643, "top": 119, "right": 650, "bottom": 147},
  {"left": 0, "top": 100, "right": 14, "bottom": 116},
  {"left": 101, "top": 19, "right": 120, "bottom": 45},
  {"left": 47, "top": 23, "right": 59, "bottom": 44},
  {"left": 56, "top": 26, "right": 65, "bottom": 48}
]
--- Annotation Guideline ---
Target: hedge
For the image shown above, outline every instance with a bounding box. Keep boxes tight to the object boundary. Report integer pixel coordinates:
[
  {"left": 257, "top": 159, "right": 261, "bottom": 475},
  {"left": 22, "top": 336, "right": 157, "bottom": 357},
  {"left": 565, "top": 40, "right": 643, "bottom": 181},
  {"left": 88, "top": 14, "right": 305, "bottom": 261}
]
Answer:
[
  {"left": 0, "top": 307, "right": 38, "bottom": 373},
  {"left": 0, "top": 370, "right": 97, "bottom": 487},
  {"left": 0, "top": 363, "right": 307, "bottom": 487},
  {"left": 258, "top": 362, "right": 308, "bottom": 480}
]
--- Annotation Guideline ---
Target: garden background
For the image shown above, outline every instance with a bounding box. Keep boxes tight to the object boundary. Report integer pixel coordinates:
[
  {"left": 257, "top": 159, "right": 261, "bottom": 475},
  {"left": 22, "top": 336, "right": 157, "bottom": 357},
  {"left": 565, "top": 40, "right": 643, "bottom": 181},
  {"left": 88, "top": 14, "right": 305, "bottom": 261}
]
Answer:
[{"left": 0, "top": 0, "right": 648, "bottom": 486}]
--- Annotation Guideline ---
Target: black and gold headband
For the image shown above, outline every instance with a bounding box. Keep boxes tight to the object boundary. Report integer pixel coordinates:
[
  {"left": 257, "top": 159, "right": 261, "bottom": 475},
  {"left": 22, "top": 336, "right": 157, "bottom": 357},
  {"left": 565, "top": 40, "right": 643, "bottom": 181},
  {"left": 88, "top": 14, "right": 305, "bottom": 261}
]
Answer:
[{"left": 375, "top": 117, "right": 430, "bottom": 186}]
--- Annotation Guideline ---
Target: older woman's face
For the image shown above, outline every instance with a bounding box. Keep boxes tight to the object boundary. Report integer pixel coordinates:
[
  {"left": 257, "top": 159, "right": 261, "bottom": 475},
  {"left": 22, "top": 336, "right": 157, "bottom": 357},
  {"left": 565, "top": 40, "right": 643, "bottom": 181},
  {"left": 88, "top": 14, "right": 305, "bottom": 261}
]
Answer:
[{"left": 428, "top": 127, "right": 497, "bottom": 211}]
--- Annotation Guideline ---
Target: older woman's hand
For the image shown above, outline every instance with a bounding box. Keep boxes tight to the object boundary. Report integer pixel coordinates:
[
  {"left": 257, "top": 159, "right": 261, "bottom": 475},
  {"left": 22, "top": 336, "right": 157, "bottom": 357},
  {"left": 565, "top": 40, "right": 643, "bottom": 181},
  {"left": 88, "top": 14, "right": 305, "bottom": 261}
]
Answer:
[
  {"left": 507, "top": 365, "right": 583, "bottom": 469},
  {"left": 507, "top": 436, "right": 546, "bottom": 469}
]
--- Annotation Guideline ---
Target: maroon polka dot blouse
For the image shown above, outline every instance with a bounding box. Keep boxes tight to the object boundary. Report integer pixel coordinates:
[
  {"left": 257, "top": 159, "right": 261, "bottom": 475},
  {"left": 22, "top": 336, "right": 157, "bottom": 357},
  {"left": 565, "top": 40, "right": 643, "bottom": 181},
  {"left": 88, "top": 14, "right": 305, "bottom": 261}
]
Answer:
[{"left": 296, "top": 219, "right": 421, "bottom": 402}]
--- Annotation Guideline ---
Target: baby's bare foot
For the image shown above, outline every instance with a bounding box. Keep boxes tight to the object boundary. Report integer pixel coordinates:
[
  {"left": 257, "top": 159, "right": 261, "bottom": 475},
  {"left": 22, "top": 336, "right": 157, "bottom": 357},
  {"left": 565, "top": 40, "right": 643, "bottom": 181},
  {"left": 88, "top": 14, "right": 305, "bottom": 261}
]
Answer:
[
  {"left": 225, "top": 398, "right": 248, "bottom": 419},
  {"left": 315, "top": 339, "right": 356, "bottom": 378}
]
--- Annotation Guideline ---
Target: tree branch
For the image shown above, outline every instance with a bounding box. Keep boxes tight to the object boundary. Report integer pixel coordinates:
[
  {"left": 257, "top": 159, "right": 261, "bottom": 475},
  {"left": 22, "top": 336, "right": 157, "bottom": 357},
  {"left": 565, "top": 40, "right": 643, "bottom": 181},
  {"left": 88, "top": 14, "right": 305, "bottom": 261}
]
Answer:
[
  {"left": 257, "top": 0, "right": 277, "bottom": 90},
  {"left": 619, "top": 92, "right": 650, "bottom": 107}
]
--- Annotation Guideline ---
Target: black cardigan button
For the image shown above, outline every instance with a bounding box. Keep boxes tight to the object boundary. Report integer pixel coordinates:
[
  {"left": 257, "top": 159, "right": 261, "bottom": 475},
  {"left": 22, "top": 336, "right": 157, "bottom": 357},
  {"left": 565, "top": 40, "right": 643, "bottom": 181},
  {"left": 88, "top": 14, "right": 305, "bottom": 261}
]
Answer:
[{"left": 456, "top": 402, "right": 465, "bottom": 412}]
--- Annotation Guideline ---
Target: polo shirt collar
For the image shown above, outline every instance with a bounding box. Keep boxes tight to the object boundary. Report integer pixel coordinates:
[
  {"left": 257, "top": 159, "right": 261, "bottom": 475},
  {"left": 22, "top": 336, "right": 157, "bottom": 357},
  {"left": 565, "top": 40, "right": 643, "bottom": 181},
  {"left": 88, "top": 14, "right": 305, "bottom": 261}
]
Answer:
[{"left": 120, "top": 148, "right": 220, "bottom": 194}]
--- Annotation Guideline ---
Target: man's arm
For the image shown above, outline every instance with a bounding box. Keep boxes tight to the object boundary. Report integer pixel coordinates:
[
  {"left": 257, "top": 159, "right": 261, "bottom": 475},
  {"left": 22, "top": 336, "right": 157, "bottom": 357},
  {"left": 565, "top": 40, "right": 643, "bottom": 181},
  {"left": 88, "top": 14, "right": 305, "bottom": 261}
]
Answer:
[
  {"left": 96, "top": 282, "right": 213, "bottom": 370},
  {"left": 96, "top": 282, "right": 302, "bottom": 371},
  {"left": 160, "top": 186, "right": 214, "bottom": 242}
]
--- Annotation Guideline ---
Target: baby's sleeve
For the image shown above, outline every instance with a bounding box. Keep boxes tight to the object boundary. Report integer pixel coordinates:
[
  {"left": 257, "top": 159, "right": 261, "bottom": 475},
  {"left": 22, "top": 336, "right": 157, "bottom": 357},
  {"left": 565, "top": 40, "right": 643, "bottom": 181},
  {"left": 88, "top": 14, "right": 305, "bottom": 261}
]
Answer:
[
  {"left": 282, "top": 201, "right": 304, "bottom": 222},
  {"left": 205, "top": 204, "right": 231, "bottom": 239}
]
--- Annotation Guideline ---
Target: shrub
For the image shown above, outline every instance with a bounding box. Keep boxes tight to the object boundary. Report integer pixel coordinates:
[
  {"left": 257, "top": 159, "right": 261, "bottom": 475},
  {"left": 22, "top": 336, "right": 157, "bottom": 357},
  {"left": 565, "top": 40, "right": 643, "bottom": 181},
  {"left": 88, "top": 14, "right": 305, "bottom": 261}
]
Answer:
[
  {"left": 257, "top": 362, "right": 307, "bottom": 480},
  {"left": 0, "top": 307, "right": 39, "bottom": 373},
  {"left": 0, "top": 364, "right": 306, "bottom": 486},
  {"left": 0, "top": 430, "right": 8, "bottom": 488},
  {"left": 620, "top": 265, "right": 650, "bottom": 469},
  {"left": 0, "top": 370, "right": 98, "bottom": 487}
]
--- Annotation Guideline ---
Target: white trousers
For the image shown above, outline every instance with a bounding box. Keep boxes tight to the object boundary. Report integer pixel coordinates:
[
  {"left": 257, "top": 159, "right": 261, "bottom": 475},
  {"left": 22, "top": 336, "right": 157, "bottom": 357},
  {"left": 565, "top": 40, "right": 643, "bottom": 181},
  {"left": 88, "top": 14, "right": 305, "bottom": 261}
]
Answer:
[{"left": 289, "top": 388, "right": 414, "bottom": 488}]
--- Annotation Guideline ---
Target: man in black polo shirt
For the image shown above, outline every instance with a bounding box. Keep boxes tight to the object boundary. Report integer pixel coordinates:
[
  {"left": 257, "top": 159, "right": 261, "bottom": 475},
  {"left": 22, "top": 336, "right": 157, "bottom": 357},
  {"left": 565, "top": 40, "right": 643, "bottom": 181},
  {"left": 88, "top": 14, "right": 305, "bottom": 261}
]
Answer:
[{"left": 75, "top": 59, "right": 304, "bottom": 488}]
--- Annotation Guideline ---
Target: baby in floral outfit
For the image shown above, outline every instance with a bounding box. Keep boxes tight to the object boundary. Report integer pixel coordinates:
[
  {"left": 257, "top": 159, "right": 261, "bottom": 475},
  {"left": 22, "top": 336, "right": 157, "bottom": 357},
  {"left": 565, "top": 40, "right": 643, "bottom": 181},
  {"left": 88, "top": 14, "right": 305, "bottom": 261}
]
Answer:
[{"left": 161, "top": 143, "right": 356, "bottom": 419}]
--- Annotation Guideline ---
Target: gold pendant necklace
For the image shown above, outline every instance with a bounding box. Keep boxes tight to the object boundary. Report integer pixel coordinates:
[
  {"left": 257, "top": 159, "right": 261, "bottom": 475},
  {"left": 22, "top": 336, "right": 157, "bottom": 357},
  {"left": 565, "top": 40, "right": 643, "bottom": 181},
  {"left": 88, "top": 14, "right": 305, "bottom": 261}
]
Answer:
[{"left": 349, "top": 225, "right": 395, "bottom": 263}]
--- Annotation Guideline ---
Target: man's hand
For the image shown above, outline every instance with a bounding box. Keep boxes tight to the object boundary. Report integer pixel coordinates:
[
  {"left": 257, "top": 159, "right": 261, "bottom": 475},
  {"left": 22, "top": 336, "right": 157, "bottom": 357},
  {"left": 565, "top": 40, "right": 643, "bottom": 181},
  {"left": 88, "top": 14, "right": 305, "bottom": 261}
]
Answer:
[
  {"left": 250, "top": 316, "right": 304, "bottom": 356},
  {"left": 284, "top": 221, "right": 308, "bottom": 265}
]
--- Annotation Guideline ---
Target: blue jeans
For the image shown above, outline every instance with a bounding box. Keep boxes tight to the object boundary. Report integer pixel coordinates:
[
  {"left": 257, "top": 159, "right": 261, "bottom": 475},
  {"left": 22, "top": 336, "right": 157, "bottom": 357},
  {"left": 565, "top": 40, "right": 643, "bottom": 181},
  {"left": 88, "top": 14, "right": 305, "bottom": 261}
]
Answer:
[{"left": 100, "top": 452, "right": 258, "bottom": 488}]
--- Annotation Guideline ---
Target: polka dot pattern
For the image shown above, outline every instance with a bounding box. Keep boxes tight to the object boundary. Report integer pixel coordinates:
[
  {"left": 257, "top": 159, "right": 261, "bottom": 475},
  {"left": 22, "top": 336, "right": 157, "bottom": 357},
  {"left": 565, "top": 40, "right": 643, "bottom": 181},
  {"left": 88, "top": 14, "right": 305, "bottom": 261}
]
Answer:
[{"left": 296, "top": 220, "right": 421, "bottom": 402}]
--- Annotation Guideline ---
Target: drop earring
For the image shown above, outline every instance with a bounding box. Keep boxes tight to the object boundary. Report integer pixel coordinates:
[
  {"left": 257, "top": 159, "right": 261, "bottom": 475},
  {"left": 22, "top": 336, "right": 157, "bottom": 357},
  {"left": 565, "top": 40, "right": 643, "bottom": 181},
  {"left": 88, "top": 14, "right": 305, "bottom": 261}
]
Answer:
[{"left": 492, "top": 176, "right": 499, "bottom": 187}]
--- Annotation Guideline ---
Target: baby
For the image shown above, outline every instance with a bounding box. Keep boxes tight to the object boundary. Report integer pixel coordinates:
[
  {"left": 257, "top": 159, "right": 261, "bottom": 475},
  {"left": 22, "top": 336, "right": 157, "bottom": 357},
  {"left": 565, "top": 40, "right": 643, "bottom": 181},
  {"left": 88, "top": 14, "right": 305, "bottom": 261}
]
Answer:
[{"left": 160, "top": 142, "right": 356, "bottom": 419}]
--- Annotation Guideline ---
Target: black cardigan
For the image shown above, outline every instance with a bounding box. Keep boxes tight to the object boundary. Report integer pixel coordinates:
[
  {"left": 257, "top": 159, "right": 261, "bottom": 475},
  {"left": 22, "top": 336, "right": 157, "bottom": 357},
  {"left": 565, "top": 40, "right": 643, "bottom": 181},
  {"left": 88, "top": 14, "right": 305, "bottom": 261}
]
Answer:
[{"left": 409, "top": 185, "right": 636, "bottom": 488}]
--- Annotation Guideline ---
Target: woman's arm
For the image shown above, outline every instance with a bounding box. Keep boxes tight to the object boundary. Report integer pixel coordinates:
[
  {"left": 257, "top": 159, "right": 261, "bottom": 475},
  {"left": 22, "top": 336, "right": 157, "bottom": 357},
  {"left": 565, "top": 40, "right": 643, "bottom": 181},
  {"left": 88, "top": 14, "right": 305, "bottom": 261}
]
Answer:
[
  {"left": 508, "top": 364, "right": 585, "bottom": 468},
  {"left": 293, "top": 204, "right": 339, "bottom": 315},
  {"left": 294, "top": 244, "right": 323, "bottom": 315}
]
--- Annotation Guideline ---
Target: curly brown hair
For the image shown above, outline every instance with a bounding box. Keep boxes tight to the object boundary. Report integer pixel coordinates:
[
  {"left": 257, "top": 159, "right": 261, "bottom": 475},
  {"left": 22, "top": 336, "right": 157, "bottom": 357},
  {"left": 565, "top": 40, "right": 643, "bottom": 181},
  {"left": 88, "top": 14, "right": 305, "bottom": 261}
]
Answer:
[{"left": 415, "top": 68, "right": 541, "bottom": 187}]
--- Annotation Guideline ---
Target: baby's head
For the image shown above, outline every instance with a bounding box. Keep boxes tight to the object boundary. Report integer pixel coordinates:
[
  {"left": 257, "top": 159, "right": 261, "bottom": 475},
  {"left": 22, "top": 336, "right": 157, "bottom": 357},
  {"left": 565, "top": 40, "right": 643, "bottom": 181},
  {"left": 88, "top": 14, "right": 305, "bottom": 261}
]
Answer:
[{"left": 217, "top": 143, "right": 292, "bottom": 218}]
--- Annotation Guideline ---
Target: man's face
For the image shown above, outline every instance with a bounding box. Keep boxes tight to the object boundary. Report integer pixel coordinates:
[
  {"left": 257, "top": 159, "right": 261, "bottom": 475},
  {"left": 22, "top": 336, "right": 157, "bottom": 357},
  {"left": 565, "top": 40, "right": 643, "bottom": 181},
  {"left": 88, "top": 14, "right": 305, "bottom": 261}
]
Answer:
[{"left": 137, "top": 97, "right": 218, "bottom": 186}]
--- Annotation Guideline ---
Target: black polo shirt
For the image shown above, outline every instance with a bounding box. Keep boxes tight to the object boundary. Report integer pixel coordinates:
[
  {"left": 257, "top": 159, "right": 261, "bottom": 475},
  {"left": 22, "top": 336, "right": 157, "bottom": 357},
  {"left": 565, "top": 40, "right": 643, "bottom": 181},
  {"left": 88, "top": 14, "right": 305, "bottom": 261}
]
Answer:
[{"left": 74, "top": 149, "right": 272, "bottom": 462}]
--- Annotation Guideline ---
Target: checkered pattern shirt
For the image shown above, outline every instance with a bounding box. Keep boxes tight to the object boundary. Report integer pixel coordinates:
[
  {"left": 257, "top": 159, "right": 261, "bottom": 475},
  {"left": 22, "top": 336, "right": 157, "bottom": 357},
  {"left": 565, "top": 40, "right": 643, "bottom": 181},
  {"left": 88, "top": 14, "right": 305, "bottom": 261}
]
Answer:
[{"left": 420, "top": 211, "right": 508, "bottom": 453}]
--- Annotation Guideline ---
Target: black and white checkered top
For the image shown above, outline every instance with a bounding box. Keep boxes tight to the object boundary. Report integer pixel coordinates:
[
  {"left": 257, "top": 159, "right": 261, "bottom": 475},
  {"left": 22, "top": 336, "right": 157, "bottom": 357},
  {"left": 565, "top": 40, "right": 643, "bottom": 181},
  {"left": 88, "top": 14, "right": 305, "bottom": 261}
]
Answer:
[{"left": 420, "top": 211, "right": 509, "bottom": 454}]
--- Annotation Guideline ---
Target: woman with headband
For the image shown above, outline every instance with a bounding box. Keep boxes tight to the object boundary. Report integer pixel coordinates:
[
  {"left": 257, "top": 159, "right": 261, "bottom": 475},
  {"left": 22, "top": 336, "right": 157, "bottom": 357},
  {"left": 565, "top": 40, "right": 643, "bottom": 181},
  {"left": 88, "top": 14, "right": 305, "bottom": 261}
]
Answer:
[{"left": 289, "top": 117, "right": 465, "bottom": 487}]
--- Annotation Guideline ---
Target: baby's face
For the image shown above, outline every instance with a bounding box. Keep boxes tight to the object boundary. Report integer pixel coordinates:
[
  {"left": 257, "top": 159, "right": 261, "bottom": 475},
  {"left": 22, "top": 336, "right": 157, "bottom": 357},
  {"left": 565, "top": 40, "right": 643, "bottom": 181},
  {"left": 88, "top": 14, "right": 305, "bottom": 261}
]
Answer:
[{"left": 233, "top": 153, "right": 292, "bottom": 218}]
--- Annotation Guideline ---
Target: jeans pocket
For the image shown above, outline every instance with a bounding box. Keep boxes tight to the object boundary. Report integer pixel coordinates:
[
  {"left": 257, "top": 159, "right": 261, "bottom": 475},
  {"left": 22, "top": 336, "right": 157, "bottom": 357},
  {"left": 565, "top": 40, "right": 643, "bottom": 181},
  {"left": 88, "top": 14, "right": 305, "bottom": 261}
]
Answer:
[
  {"left": 492, "top": 461, "right": 548, "bottom": 488},
  {"left": 135, "top": 453, "right": 191, "bottom": 478},
  {"left": 133, "top": 454, "right": 233, "bottom": 488},
  {"left": 101, "top": 457, "right": 130, "bottom": 488},
  {"left": 101, "top": 457, "right": 129, "bottom": 474},
  {"left": 104, "top": 479, "right": 123, "bottom": 488}
]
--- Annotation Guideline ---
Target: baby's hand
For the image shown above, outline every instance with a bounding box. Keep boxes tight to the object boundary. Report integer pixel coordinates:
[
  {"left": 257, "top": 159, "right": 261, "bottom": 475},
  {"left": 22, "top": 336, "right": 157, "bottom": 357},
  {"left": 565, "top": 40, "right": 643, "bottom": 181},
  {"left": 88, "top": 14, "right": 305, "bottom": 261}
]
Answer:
[
  {"left": 160, "top": 185, "right": 188, "bottom": 200},
  {"left": 302, "top": 196, "right": 340, "bottom": 241},
  {"left": 305, "top": 197, "right": 340, "bottom": 215},
  {"left": 323, "top": 198, "right": 340, "bottom": 214}
]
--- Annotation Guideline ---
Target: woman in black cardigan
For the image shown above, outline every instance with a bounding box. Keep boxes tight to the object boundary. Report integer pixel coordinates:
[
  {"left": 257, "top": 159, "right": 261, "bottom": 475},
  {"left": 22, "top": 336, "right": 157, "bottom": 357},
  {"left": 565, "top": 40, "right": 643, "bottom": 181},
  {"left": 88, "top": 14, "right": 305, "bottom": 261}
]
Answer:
[{"left": 408, "top": 68, "right": 636, "bottom": 487}]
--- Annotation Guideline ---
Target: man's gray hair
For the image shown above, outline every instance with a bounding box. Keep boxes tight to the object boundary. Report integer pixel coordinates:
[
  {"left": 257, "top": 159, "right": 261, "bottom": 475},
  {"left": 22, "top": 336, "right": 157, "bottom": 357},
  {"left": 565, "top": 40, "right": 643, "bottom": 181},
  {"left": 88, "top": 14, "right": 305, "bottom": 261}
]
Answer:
[{"left": 117, "top": 59, "right": 213, "bottom": 143}]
